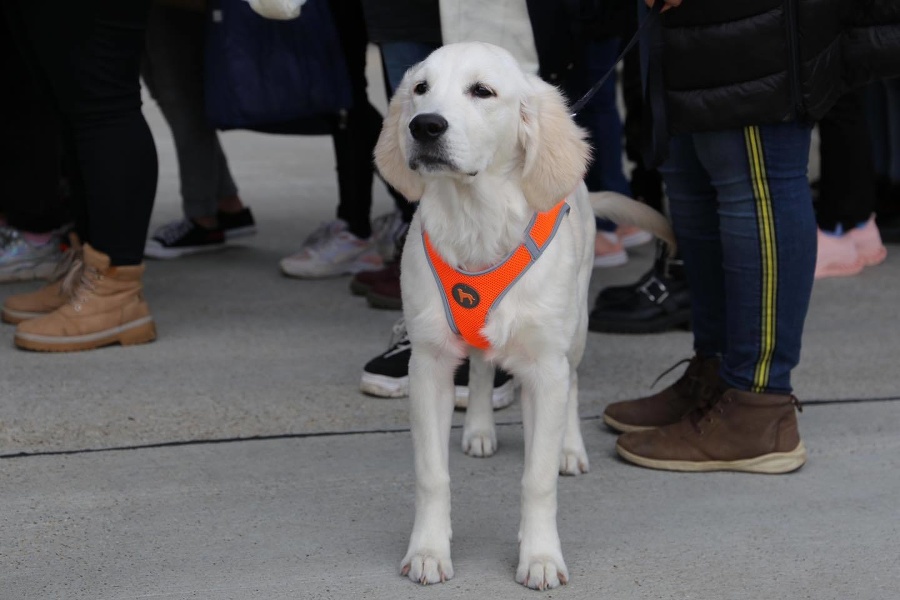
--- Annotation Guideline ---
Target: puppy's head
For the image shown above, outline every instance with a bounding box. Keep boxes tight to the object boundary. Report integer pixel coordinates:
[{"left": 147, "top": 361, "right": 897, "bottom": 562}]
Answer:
[{"left": 375, "top": 42, "right": 590, "bottom": 212}]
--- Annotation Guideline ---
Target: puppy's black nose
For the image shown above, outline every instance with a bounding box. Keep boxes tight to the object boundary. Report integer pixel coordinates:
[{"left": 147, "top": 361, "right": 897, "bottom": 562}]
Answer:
[{"left": 409, "top": 113, "right": 448, "bottom": 142}]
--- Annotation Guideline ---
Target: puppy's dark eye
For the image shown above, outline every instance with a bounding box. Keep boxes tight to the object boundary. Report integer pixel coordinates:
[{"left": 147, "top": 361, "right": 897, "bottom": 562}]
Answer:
[
  {"left": 413, "top": 81, "right": 428, "bottom": 95},
  {"left": 469, "top": 83, "right": 495, "bottom": 99}
]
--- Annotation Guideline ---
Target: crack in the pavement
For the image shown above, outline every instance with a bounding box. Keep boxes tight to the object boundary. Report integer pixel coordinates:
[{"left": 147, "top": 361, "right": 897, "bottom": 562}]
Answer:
[{"left": 2, "top": 396, "right": 897, "bottom": 460}]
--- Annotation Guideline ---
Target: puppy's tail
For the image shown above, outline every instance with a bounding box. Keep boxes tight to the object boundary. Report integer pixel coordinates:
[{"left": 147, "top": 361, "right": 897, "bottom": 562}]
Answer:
[{"left": 589, "top": 191, "right": 676, "bottom": 255}]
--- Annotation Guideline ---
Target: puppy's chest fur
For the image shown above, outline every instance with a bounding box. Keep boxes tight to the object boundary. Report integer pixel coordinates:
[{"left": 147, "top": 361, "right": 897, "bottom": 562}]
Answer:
[{"left": 402, "top": 188, "right": 592, "bottom": 358}]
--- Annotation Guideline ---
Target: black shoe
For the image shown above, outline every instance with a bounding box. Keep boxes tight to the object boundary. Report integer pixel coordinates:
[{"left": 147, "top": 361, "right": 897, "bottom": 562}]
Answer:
[
  {"left": 360, "top": 319, "right": 516, "bottom": 409},
  {"left": 453, "top": 357, "right": 516, "bottom": 410},
  {"left": 594, "top": 240, "right": 680, "bottom": 306},
  {"left": 217, "top": 207, "right": 257, "bottom": 240},
  {"left": 144, "top": 219, "right": 226, "bottom": 259},
  {"left": 589, "top": 246, "right": 691, "bottom": 334}
]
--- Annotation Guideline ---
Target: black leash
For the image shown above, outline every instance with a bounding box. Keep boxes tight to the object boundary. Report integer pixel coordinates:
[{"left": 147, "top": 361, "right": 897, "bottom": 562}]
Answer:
[{"left": 569, "top": 1, "right": 663, "bottom": 117}]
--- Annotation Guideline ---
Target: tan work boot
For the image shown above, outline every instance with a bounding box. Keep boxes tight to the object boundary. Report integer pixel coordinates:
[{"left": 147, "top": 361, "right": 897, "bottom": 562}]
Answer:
[
  {"left": 14, "top": 243, "right": 156, "bottom": 352},
  {"left": 603, "top": 355, "right": 722, "bottom": 433},
  {"left": 2, "top": 233, "right": 82, "bottom": 324},
  {"left": 616, "top": 388, "right": 807, "bottom": 474}
]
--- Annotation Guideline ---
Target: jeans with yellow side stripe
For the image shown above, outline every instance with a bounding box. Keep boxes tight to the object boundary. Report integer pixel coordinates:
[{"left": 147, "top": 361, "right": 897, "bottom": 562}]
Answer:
[{"left": 660, "top": 122, "right": 816, "bottom": 394}]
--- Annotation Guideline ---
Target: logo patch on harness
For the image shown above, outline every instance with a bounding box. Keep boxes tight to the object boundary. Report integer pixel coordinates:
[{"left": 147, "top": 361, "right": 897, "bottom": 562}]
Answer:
[{"left": 452, "top": 283, "right": 480, "bottom": 308}]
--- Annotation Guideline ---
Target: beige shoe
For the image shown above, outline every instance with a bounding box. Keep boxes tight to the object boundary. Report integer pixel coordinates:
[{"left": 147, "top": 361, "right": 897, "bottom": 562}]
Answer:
[
  {"left": 2, "top": 233, "right": 82, "bottom": 325},
  {"left": 14, "top": 244, "right": 156, "bottom": 352}
]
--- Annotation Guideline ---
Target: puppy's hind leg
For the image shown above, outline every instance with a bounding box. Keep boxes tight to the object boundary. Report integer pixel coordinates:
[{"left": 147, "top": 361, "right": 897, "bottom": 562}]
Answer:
[
  {"left": 462, "top": 352, "right": 497, "bottom": 457},
  {"left": 559, "top": 369, "right": 589, "bottom": 475},
  {"left": 401, "top": 351, "right": 457, "bottom": 585}
]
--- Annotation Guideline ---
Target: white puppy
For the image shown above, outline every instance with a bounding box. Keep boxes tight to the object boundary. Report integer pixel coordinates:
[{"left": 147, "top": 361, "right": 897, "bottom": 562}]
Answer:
[{"left": 375, "top": 42, "right": 674, "bottom": 590}]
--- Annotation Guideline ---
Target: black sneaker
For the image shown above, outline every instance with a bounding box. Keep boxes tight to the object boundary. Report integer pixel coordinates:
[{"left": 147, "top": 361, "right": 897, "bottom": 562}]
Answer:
[
  {"left": 453, "top": 357, "right": 516, "bottom": 410},
  {"left": 144, "top": 219, "right": 226, "bottom": 259},
  {"left": 217, "top": 207, "right": 257, "bottom": 240},
  {"left": 360, "top": 319, "right": 517, "bottom": 409}
]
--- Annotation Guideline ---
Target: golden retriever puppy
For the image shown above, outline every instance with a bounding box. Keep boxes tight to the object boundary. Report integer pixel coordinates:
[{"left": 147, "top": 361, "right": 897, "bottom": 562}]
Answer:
[{"left": 375, "top": 42, "right": 673, "bottom": 590}]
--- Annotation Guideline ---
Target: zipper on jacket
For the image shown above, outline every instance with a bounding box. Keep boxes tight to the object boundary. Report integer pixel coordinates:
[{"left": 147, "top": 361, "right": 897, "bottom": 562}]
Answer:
[{"left": 784, "top": 0, "right": 806, "bottom": 120}]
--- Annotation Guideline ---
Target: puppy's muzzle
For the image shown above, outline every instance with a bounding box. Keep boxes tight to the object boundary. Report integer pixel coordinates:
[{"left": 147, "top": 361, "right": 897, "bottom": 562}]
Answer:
[{"left": 409, "top": 113, "right": 448, "bottom": 143}]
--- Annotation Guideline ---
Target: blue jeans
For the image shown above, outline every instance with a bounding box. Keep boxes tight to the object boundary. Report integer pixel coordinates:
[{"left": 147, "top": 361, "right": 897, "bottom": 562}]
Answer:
[
  {"left": 379, "top": 42, "right": 439, "bottom": 220},
  {"left": 660, "top": 123, "right": 816, "bottom": 394},
  {"left": 571, "top": 38, "right": 630, "bottom": 232},
  {"left": 380, "top": 41, "right": 439, "bottom": 97}
]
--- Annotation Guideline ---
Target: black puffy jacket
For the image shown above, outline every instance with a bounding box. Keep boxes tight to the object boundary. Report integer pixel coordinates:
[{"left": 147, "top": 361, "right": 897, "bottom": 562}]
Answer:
[{"left": 659, "top": 0, "right": 900, "bottom": 134}]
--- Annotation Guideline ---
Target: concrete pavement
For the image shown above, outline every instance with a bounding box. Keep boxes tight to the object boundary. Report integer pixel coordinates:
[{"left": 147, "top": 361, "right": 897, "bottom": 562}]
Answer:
[{"left": 2, "top": 53, "right": 899, "bottom": 600}]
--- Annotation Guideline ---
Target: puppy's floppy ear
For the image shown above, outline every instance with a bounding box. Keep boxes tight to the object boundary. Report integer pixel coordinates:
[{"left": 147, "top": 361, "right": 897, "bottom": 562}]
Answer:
[
  {"left": 374, "top": 72, "right": 425, "bottom": 202},
  {"left": 518, "top": 75, "right": 591, "bottom": 212}
]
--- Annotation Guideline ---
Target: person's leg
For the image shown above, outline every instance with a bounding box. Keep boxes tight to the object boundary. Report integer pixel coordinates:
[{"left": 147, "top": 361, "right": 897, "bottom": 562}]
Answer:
[
  {"left": 380, "top": 41, "right": 438, "bottom": 98},
  {"left": 573, "top": 39, "right": 630, "bottom": 198},
  {"left": 378, "top": 41, "right": 439, "bottom": 225},
  {"left": 865, "top": 81, "right": 889, "bottom": 181},
  {"left": 0, "top": 1, "right": 67, "bottom": 235},
  {"left": 817, "top": 90, "right": 877, "bottom": 232},
  {"left": 660, "top": 134, "right": 726, "bottom": 358},
  {"left": 601, "top": 133, "right": 722, "bottom": 433},
  {"left": 11, "top": 0, "right": 157, "bottom": 351},
  {"left": 885, "top": 78, "right": 900, "bottom": 185},
  {"left": 570, "top": 38, "right": 634, "bottom": 265},
  {"left": 142, "top": 4, "right": 237, "bottom": 224},
  {"left": 815, "top": 90, "right": 888, "bottom": 277},
  {"left": 328, "top": 0, "right": 376, "bottom": 240},
  {"left": 17, "top": 0, "right": 157, "bottom": 266},
  {"left": 693, "top": 123, "right": 816, "bottom": 395},
  {"left": 870, "top": 78, "right": 900, "bottom": 240},
  {"left": 615, "top": 123, "right": 812, "bottom": 473}
]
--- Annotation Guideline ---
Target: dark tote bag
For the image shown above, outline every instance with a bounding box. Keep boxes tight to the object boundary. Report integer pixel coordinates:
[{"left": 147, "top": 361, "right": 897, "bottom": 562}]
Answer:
[{"left": 204, "top": 0, "right": 352, "bottom": 131}]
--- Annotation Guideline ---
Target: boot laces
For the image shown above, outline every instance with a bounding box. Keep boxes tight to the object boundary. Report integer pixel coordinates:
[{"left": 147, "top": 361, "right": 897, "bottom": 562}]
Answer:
[
  {"left": 686, "top": 393, "right": 727, "bottom": 434},
  {"left": 650, "top": 357, "right": 691, "bottom": 388},
  {"left": 50, "top": 244, "right": 82, "bottom": 283},
  {"left": 61, "top": 258, "right": 101, "bottom": 311},
  {"left": 383, "top": 318, "right": 411, "bottom": 358},
  {"left": 651, "top": 356, "right": 720, "bottom": 407},
  {"left": 687, "top": 392, "right": 804, "bottom": 434},
  {"left": 155, "top": 219, "right": 196, "bottom": 245}
]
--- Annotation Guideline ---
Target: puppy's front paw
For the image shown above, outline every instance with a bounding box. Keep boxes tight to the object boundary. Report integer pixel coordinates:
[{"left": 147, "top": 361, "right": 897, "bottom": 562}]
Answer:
[
  {"left": 516, "top": 554, "right": 569, "bottom": 590},
  {"left": 559, "top": 444, "right": 589, "bottom": 475},
  {"left": 462, "top": 428, "right": 497, "bottom": 457},
  {"left": 401, "top": 551, "right": 454, "bottom": 585}
]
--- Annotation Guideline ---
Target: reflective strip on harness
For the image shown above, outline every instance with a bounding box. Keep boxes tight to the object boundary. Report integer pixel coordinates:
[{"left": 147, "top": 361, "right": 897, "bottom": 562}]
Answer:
[{"left": 423, "top": 200, "right": 570, "bottom": 350}]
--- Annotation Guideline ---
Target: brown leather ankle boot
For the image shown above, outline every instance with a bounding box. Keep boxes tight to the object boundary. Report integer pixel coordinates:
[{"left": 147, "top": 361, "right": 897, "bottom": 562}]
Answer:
[
  {"left": 615, "top": 388, "right": 807, "bottom": 474},
  {"left": 603, "top": 355, "right": 722, "bottom": 433},
  {"left": 14, "top": 243, "right": 156, "bottom": 352}
]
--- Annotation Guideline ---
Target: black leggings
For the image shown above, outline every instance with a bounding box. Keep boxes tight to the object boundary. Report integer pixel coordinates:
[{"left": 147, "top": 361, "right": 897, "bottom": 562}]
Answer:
[
  {"left": 0, "top": 5, "right": 68, "bottom": 233},
  {"left": 817, "top": 89, "right": 877, "bottom": 232},
  {"left": 11, "top": 0, "right": 157, "bottom": 265},
  {"left": 329, "top": 0, "right": 406, "bottom": 239}
]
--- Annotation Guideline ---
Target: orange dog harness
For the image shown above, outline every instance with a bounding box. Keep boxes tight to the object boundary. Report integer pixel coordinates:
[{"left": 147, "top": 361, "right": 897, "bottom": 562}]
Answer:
[{"left": 423, "top": 200, "right": 570, "bottom": 350}]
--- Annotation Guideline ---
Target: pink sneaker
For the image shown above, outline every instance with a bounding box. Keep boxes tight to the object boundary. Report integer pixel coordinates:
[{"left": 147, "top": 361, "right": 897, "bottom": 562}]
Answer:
[
  {"left": 594, "top": 231, "right": 627, "bottom": 268},
  {"left": 617, "top": 225, "right": 653, "bottom": 248},
  {"left": 815, "top": 229, "right": 864, "bottom": 279},
  {"left": 847, "top": 215, "right": 888, "bottom": 267}
]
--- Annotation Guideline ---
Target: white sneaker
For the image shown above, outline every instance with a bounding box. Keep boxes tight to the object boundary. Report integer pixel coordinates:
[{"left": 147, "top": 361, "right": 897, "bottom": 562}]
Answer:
[
  {"left": 593, "top": 231, "right": 628, "bottom": 268},
  {"left": 0, "top": 226, "right": 63, "bottom": 283},
  {"left": 370, "top": 210, "right": 408, "bottom": 261},
  {"left": 617, "top": 225, "right": 654, "bottom": 248},
  {"left": 280, "top": 219, "right": 383, "bottom": 278}
]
